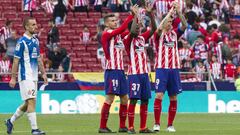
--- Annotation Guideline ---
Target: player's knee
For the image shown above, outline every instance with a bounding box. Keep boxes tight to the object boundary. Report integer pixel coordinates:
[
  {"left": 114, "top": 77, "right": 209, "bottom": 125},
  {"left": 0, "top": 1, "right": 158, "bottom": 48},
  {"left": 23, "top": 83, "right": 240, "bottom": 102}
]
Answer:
[
  {"left": 130, "top": 99, "right": 137, "bottom": 105},
  {"left": 105, "top": 95, "right": 115, "bottom": 104},
  {"left": 155, "top": 92, "right": 164, "bottom": 99},
  {"left": 169, "top": 95, "right": 177, "bottom": 101},
  {"left": 141, "top": 99, "right": 148, "bottom": 105},
  {"left": 120, "top": 95, "right": 128, "bottom": 104}
]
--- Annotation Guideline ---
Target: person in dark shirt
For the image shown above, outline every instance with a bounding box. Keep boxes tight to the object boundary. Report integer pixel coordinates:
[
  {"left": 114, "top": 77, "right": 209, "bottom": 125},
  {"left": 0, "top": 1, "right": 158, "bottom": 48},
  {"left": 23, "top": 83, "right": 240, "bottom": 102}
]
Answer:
[
  {"left": 53, "top": 0, "right": 68, "bottom": 25},
  {"left": 47, "top": 19, "right": 59, "bottom": 51}
]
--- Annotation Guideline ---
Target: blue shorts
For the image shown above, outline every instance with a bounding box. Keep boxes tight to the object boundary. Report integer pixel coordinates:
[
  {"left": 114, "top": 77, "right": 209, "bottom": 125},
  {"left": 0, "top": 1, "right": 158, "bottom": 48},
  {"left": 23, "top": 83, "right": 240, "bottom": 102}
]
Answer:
[
  {"left": 155, "top": 68, "right": 182, "bottom": 96},
  {"left": 128, "top": 73, "right": 151, "bottom": 100},
  {"left": 104, "top": 70, "right": 128, "bottom": 95}
]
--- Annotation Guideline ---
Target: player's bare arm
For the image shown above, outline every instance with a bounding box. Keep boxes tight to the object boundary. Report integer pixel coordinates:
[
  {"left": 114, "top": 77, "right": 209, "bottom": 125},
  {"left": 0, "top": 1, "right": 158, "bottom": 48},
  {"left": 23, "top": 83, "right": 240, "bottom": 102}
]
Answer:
[
  {"left": 173, "top": 1, "right": 187, "bottom": 31},
  {"left": 38, "top": 57, "right": 48, "bottom": 84},
  {"left": 156, "top": 7, "right": 174, "bottom": 36},
  {"left": 145, "top": 0, "right": 157, "bottom": 36},
  {"left": 9, "top": 57, "right": 20, "bottom": 88}
]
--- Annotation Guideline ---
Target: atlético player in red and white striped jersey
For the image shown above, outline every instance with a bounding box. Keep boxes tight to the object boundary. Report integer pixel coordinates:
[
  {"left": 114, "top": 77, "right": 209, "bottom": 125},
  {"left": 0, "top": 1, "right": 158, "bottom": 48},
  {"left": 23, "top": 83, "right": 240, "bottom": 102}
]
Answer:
[
  {"left": 122, "top": 2, "right": 157, "bottom": 132},
  {"left": 153, "top": 2, "right": 187, "bottom": 132},
  {"left": 98, "top": 5, "right": 138, "bottom": 133}
]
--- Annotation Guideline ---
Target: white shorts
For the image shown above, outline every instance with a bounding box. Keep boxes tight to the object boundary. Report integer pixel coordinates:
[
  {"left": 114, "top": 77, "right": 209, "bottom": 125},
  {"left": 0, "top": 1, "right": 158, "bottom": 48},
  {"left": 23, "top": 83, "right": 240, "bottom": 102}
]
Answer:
[{"left": 19, "top": 80, "right": 37, "bottom": 101}]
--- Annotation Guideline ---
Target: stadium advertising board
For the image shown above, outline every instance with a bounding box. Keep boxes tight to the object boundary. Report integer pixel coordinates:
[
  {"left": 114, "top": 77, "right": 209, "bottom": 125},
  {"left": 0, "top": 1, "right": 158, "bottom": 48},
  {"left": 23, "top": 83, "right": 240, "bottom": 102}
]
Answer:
[{"left": 0, "top": 91, "right": 239, "bottom": 114}]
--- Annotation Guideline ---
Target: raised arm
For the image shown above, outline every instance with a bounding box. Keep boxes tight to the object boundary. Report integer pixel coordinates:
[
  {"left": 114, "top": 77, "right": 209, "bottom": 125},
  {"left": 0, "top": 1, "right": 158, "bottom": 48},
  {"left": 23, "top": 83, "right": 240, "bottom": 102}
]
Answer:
[
  {"left": 173, "top": 1, "right": 187, "bottom": 32},
  {"left": 109, "top": 5, "right": 139, "bottom": 37},
  {"left": 145, "top": 0, "right": 157, "bottom": 36}
]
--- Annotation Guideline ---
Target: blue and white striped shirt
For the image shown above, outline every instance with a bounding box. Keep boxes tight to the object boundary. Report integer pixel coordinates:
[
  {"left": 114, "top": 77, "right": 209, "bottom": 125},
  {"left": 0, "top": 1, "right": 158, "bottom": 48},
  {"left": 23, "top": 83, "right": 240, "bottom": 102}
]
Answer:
[{"left": 14, "top": 33, "right": 40, "bottom": 81}]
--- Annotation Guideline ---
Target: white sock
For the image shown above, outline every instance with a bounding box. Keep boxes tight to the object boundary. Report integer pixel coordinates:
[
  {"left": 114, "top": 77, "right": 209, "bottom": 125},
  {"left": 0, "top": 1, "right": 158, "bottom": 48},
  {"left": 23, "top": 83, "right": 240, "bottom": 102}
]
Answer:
[
  {"left": 27, "top": 112, "right": 38, "bottom": 130},
  {"left": 10, "top": 108, "right": 24, "bottom": 123}
]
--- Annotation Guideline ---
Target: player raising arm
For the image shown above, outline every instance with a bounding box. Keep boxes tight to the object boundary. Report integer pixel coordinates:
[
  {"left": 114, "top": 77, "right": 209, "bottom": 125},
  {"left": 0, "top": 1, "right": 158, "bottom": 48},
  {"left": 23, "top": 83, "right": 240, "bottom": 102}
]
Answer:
[
  {"left": 153, "top": 1, "right": 187, "bottom": 132},
  {"left": 98, "top": 5, "right": 138, "bottom": 133},
  {"left": 123, "top": 1, "right": 157, "bottom": 133}
]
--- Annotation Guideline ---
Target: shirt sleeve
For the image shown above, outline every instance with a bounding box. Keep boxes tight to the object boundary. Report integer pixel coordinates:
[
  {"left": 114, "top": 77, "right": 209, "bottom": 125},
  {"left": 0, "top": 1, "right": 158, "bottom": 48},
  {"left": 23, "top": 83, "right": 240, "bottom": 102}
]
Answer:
[
  {"left": 101, "top": 31, "right": 111, "bottom": 60},
  {"left": 108, "top": 15, "right": 134, "bottom": 38},
  {"left": 14, "top": 41, "right": 24, "bottom": 59},
  {"left": 141, "top": 30, "right": 151, "bottom": 41}
]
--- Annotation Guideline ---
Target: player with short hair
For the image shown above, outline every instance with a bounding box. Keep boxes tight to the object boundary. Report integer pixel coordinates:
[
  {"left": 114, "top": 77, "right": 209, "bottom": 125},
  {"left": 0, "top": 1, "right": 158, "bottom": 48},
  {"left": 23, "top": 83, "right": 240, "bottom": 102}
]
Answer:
[
  {"left": 98, "top": 5, "right": 138, "bottom": 133},
  {"left": 5, "top": 17, "right": 48, "bottom": 135},
  {"left": 123, "top": 1, "right": 157, "bottom": 133},
  {"left": 153, "top": 2, "right": 187, "bottom": 132}
]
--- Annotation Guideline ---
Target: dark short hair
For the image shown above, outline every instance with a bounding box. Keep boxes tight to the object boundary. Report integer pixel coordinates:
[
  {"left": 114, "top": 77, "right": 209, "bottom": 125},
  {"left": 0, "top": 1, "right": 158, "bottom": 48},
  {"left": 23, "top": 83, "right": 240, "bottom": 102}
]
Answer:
[
  {"left": 211, "top": 24, "right": 218, "bottom": 29},
  {"left": 5, "top": 20, "right": 12, "bottom": 26},
  {"left": 103, "top": 14, "right": 115, "bottom": 24},
  {"left": 23, "top": 17, "right": 36, "bottom": 30},
  {"left": 197, "top": 35, "right": 205, "bottom": 40}
]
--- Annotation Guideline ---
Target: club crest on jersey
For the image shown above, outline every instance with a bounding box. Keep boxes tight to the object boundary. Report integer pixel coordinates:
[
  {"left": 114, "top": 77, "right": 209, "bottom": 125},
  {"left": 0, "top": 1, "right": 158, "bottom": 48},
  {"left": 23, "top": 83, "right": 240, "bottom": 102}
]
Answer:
[
  {"left": 15, "top": 43, "right": 20, "bottom": 51},
  {"left": 115, "top": 35, "right": 124, "bottom": 49},
  {"left": 32, "top": 47, "right": 38, "bottom": 58}
]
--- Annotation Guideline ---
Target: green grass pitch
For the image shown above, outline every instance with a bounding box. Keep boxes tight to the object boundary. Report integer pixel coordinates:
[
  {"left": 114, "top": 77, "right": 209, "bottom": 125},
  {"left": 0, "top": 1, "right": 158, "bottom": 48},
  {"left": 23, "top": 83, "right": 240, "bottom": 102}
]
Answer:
[{"left": 0, "top": 114, "right": 239, "bottom": 135}]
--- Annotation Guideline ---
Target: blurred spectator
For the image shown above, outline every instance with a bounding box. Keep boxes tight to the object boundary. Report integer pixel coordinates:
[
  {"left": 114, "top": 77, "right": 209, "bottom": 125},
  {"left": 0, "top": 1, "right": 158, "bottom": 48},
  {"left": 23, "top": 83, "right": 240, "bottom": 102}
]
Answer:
[
  {"left": 208, "top": 15, "right": 221, "bottom": 27},
  {"left": 235, "top": 74, "right": 240, "bottom": 91},
  {"left": 193, "top": 59, "right": 207, "bottom": 81},
  {"left": 231, "top": 35, "right": 240, "bottom": 66},
  {"left": 234, "top": 0, "right": 240, "bottom": 15},
  {"left": 0, "top": 56, "right": 11, "bottom": 82},
  {"left": 44, "top": 59, "right": 54, "bottom": 81},
  {"left": 192, "top": 35, "right": 209, "bottom": 65},
  {"left": 47, "top": 19, "right": 60, "bottom": 50},
  {"left": 53, "top": 0, "right": 68, "bottom": 25},
  {"left": 219, "top": 0, "right": 230, "bottom": 23},
  {"left": 60, "top": 48, "right": 71, "bottom": 72},
  {"left": 210, "top": 55, "right": 222, "bottom": 80},
  {"left": 186, "top": 23, "right": 202, "bottom": 45},
  {"left": 73, "top": 0, "right": 89, "bottom": 12},
  {"left": 40, "top": 0, "right": 56, "bottom": 14},
  {"left": 22, "top": 0, "right": 37, "bottom": 14},
  {"left": 212, "top": 3, "right": 221, "bottom": 21},
  {"left": 5, "top": 31, "right": 19, "bottom": 62},
  {"left": 80, "top": 25, "right": 91, "bottom": 45},
  {"left": 0, "top": 20, "right": 13, "bottom": 53},
  {"left": 94, "top": 0, "right": 103, "bottom": 12},
  {"left": 48, "top": 46, "right": 64, "bottom": 71},
  {"left": 186, "top": 3, "right": 198, "bottom": 26},
  {"left": 52, "top": 64, "right": 66, "bottom": 82},
  {"left": 109, "top": 0, "right": 121, "bottom": 12},
  {"left": 192, "top": 1, "right": 203, "bottom": 16},
  {"left": 178, "top": 39, "right": 192, "bottom": 72},
  {"left": 224, "top": 58, "right": 236, "bottom": 81}
]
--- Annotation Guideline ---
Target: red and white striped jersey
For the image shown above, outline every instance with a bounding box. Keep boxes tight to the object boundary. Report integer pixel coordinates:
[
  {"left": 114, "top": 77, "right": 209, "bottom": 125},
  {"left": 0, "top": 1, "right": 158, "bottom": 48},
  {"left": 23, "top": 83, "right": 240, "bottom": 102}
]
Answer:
[
  {"left": 94, "top": 0, "right": 102, "bottom": 5},
  {"left": 153, "top": 0, "right": 186, "bottom": 16},
  {"left": 192, "top": 41, "right": 209, "bottom": 60},
  {"left": 123, "top": 30, "right": 151, "bottom": 75},
  {"left": 101, "top": 15, "right": 134, "bottom": 70},
  {"left": 74, "top": 0, "right": 88, "bottom": 6},
  {"left": 210, "top": 62, "right": 222, "bottom": 79},
  {"left": 41, "top": 0, "right": 55, "bottom": 13},
  {"left": 23, "top": 0, "right": 37, "bottom": 11},
  {"left": 80, "top": 32, "right": 91, "bottom": 43},
  {"left": 195, "top": 64, "right": 206, "bottom": 81},
  {"left": 178, "top": 48, "right": 192, "bottom": 68},
  {"left": 0, "top": 59, "right": 11, "bottom": 73},
  {"left": 0, "top": 26, "right": 11, "bottom": 44},
  {"left": 212, "top": 43, "right": 223, "bottom": 64},
  {"left": 154, "top": 28, "right": 184, "bottom": 69}
]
